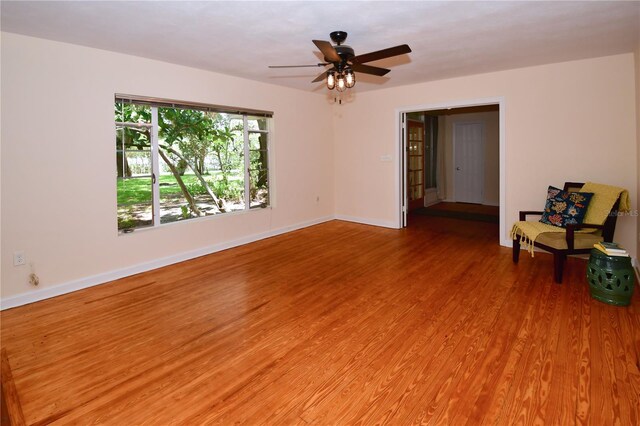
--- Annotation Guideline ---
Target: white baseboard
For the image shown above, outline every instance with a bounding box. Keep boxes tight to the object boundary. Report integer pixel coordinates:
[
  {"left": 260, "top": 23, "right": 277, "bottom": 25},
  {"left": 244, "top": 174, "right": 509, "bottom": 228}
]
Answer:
[
  {"left": 0, "top": 215, "right": 335, "bottom": 310},
  {"left": 333, "top": 214, "right": 398, "bottom": 229}
]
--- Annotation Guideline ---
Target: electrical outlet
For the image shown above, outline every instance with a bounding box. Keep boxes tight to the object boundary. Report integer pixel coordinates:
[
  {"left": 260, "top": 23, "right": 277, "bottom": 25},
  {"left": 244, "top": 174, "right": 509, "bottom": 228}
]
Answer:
[{"left": 13, "top": 251, "right": 25, "bottom": 266}]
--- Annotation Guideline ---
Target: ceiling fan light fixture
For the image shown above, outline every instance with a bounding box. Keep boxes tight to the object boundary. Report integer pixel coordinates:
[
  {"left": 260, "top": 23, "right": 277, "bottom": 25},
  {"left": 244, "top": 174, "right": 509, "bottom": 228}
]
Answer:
[
  {"left": 336, "top": 73, "right": 346, "bottom": 92},
  {"left": 270, "top": 32, "right": 411, "bottom": 95},
  {"left": 326, "top": 70, "right": 336, "bottom": 90},
  {"left": 345, "top": 68, "right": 356, "bottom": 88}
]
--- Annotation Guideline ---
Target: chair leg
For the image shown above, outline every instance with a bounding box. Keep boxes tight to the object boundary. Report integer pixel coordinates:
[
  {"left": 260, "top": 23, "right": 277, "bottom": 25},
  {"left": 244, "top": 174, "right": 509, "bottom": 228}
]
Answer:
[
  {"left": 553, "top": 253, "right": 564, "bottom": 284},
  {"left": 513, "top": 239, "right": 520, "bottom": 264}
]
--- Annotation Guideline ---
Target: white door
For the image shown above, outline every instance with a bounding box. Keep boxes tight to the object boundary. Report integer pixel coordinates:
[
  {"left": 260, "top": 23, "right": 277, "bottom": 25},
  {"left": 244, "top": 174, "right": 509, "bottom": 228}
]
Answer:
[{"left": 454, "top": 122, "right": 484, "bottom": 204}]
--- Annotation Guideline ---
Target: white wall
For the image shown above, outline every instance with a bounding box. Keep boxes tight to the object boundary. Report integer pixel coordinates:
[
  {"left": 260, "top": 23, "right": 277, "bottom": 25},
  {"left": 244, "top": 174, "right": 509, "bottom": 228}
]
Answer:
[
  {"left": 334, "top": 54, "right": 637, "bottom": 256},
  {"left": 443, "top": 111, "right": 499, "bottom": 205},
  {"left": 0, "top": 32, "right": 3, "bottom": 295},
  {"left": 1, "top": 33, "right": 334, "bottom": 301}
]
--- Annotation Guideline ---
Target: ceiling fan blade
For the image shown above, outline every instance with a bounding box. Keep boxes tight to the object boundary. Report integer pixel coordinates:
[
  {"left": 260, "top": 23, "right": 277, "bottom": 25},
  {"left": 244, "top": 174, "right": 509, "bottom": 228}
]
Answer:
[
  {"left": 351, "top": 63, "right": 390, "bottom": 77},
  {"left": 312, "top": 71, "right": 327, "bottom": 83},
  {"left": 312, "top": 40, "right": 341, "bottom": 63},
  {"left": 268, "top": 63, "right": 328, "bottom": 68},
  {"left": 351, "top": 44, "right": 412, "bottom": 64}
]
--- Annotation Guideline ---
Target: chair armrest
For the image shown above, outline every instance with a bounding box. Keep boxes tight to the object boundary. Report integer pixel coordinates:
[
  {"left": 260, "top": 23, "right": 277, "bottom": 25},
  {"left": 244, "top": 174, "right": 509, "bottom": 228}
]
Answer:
[
  {"left": 519, "top": 211, "right": 544, "bottom": 221},
  {"left": 567, "top": 223, "right": 605, "bottom": 231},
  {"left": 565, "top": 223, "right": 605, "bottom": 250}
]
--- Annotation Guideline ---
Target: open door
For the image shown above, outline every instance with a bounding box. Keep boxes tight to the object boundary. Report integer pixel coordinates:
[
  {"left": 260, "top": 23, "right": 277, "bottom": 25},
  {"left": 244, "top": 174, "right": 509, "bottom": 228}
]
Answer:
[
  {"left": 407, "top": 120, "right": 425, "bottom": 211},
  {"left": 401, "top": 115, "right": 427, "bottom": 227},
  {"left": 401, "top": 113, "right": 408, "bottom": 227}
]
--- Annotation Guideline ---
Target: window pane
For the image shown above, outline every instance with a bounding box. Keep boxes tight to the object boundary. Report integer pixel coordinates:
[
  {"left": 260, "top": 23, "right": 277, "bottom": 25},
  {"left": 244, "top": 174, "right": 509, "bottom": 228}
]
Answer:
[
  {"left": 249, "top": 149, "right": 268, "bottom": 166},
  {"left": 229, "top": 116, "right": 244, "bottom": 132},
  {"left": 116, "top": 101, "right": 153, "bottom": 231},
  {"left": 222, "top": 167, "right": 246, "bottom": 212},
  {"left": 158, "top": 154, "right": 221, "bottom": 224},
  {"left": 217, "top": 114, "right": 245, "bottom": 211},
  {"left": 249, "top": 169, "right": 269, "bottom": 208},
  {"left": 117, "top": 176, "right": 153, "bottom": 230},
  {"left": 247, "top": 116, "right": 268, "bottom": 131},
  {"left": 124, "top": 150, "right": 152, "bottom": 176},
  {"left": 115, "top": 102, "right": 151, "bottom": 125},
  {"left": 157, "top": 108, "right": 246, "bottom": 222},
  {"left": 248, "top": 132, "right": 268, "bottom": 150}
]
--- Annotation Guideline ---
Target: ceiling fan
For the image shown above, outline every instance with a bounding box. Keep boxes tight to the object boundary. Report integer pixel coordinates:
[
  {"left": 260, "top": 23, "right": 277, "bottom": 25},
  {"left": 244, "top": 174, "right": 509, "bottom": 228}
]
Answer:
[{"left": 269, "top": 31, "right": 411, "bottom": 91}]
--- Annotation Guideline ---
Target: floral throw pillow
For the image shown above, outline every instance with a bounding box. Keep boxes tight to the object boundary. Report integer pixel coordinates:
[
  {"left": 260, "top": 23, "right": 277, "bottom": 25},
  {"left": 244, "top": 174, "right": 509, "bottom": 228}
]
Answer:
[{"left": 539, "top": 186, "right": 594, "bottom": 228}]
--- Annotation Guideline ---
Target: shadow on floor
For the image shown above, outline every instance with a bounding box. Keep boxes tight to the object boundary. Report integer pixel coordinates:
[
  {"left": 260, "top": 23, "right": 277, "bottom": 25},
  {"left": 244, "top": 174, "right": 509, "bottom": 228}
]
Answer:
[{"left": 412, "top": 202, "right": 499, "bottom": 223}]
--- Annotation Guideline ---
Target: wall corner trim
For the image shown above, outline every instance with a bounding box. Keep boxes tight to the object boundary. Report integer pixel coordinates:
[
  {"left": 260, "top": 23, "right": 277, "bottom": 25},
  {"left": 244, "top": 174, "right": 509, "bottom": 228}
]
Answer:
[{"left": 0, "top": 215, "right": 335, "bottom": 311}]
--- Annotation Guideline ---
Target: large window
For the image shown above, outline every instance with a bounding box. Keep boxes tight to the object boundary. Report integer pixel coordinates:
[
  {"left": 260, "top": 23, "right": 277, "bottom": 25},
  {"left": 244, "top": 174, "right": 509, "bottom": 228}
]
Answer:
[{"left": 116, "top": 95, "right": 272, "bottom": 232}]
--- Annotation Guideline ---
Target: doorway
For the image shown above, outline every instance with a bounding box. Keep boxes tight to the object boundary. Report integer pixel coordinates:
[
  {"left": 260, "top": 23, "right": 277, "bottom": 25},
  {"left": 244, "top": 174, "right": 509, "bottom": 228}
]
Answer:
[
  {"left": 398, "top": 99, "right": 506, "bottom": 245},
  {"left": 453, "top": 121, "right": 484, "bottom": 204}
]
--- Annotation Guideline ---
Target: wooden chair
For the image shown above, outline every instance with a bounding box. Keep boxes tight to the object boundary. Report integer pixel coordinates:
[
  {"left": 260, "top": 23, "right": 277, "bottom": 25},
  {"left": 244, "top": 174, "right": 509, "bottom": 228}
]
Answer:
[{"left": 512, "top": 182, "right": 621, "bottom": 283}]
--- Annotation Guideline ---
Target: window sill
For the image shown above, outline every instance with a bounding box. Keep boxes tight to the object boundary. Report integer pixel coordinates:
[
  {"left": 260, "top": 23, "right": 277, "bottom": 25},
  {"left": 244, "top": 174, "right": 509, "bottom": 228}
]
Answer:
[{"left": 118, "top": 205, "right": 272, "bottom": 236}]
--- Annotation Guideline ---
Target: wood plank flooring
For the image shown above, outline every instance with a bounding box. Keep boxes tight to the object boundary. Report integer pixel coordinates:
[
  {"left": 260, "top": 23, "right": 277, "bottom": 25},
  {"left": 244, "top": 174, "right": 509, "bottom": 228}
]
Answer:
[{"left": 1, "top": 216, "right": 639, "bottom": 425}]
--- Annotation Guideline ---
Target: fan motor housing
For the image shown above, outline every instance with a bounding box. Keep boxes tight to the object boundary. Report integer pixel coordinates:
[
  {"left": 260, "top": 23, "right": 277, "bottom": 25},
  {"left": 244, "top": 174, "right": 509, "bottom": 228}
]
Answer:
[{"left": 334, "top": 45, "right": 355, "bottom": 63}]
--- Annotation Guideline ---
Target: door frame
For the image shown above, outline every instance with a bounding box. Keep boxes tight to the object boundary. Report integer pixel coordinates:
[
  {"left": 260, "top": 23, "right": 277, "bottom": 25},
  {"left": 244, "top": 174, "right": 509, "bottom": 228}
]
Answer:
[
  {"left": 452, "top": 120, "right": 485, "bottom": 204},
  {"left": 396, "top": 97, "right": 508, "bottom": 246}
]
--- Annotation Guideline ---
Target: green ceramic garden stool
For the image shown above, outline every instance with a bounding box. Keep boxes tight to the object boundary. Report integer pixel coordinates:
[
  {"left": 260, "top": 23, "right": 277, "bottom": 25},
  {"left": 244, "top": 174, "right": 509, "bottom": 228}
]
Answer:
[{"left": 586, "top": 249, "right": 635, "bottom": 306}]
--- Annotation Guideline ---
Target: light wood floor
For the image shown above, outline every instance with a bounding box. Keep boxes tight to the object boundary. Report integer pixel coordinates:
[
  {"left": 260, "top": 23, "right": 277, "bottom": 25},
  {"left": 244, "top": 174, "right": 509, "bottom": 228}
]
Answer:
[{"left": 1, "top": 216, "right": 639, "bottom": 425}]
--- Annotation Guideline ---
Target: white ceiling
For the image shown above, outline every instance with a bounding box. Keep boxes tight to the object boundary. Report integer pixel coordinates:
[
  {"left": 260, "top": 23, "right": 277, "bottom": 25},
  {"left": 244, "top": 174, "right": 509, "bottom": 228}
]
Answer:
[{"left": 2, "top": 1, "right": 639, "bottom": 93}]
